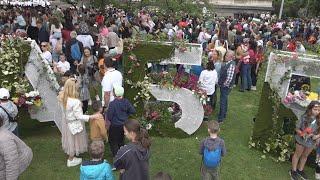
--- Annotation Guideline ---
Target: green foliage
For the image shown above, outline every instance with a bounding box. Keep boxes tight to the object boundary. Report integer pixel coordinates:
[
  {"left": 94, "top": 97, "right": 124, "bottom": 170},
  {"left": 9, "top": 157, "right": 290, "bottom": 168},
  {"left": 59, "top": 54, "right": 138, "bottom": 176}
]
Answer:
[
  {"left": 251, "top": 82, "right": 297, "bottom": 162},
  {"left": 273, "top": 0, "right": 320, "bottom": 17},
  {"left": 0, "top": 38, "right": 31, "bottom": 95},
  {"left": 124, "top": 43, "right": 174, "bottom": 115}
]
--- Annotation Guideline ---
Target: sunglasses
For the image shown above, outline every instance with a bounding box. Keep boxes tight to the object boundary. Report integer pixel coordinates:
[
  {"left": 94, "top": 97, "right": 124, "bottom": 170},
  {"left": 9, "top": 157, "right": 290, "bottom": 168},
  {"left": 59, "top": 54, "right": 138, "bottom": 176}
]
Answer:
[{"left": 41, "top": 44, "right": 47, "bottom": 47}]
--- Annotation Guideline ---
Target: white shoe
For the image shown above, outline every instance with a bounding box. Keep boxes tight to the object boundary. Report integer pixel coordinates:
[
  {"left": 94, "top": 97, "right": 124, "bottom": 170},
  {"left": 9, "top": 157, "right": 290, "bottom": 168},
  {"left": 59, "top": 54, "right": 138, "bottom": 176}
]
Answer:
[
  {"left": 67, "top": 157, "right": 82, "bottom": 167},
  {"left": 88, "top": 99, "right": 92, "bottom": 106},
  {"left": 315, "top": 172, "right": 320, "bottom": 180},
  {"left": 251, "top": 86, "right": 257, "bottom": 91},
  {"left": 95, "top": 95, "right": 100, "bottom": 101}
]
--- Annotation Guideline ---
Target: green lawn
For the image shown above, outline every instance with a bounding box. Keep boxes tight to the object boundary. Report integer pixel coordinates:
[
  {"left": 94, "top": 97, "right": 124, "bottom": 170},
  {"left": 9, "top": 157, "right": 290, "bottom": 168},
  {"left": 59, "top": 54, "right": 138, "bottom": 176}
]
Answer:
[{"left": 19, "top": 70, "right": 314, "bottom": 180}]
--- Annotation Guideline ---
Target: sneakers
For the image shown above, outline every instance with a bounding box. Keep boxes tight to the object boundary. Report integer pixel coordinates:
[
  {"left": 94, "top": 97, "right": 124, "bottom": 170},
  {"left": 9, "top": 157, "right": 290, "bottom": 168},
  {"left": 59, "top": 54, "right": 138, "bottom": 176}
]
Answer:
[
  {"left": 316, "top": 172, "right": 320, "bottom": 180},
  {"left": 251, "top": 86, "right": 257, "bottom": 91},
  {"left": 289, "top": 170, "right": 299, "bottom": 180},
  {"left": 67, "top": 157, "right": 82, "bottom": 167},
  {"left": 297, "top": 170, "right": 308, "bottom": 180}
]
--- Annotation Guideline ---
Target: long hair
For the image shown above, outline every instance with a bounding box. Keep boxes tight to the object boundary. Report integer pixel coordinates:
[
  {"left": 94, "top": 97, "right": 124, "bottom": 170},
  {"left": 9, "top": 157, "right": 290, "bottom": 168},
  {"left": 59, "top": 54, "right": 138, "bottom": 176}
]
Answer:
[
  {"left": 124, "top": 119, "right": 151, "bottom": 149},
  {"left": 62, "top": 78, "right": 79, "bottom": 109},
  {"left": 51, "top": 17, "right": 60, "bottom": 28},
  {"left": 303, "top": 101, "right": 320, "bottom": 128}
]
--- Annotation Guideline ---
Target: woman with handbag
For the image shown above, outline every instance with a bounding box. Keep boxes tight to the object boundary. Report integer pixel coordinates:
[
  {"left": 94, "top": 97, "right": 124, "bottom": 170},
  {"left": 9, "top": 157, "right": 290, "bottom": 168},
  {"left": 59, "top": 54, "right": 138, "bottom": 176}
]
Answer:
[{"left": 58, "top": 78, "right": 100, "bottom": 167}]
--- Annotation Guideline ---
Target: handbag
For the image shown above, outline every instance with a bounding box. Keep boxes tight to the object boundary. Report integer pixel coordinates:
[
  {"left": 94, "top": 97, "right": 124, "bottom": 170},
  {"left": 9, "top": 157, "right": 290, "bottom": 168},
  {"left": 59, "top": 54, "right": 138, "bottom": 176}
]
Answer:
[
  {"left": 67, "top": 120, "right": 84, "bottom": 135},
  {"left": 0, "top": 106, "right": 17, "bottom": 122}
]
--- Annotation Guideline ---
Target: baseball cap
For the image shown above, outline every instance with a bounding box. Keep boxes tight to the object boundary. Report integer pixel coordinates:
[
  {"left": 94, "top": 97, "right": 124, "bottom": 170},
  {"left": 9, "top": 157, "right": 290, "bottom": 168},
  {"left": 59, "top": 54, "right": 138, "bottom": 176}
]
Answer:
[
  {"left": 113, "top": 85, "right": 124, "bottom": 97},
  {"left": 0, "top": 88, "right": 10, "bottom": 100}
]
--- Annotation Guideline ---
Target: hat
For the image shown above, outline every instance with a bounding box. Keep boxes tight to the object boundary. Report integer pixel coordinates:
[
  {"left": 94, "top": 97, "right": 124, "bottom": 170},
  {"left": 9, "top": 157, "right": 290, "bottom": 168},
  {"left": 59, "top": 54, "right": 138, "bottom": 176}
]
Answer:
[
  {"left": 113, "top": 85, "right": 124, "bottom": 97},
  {"left": 0, "top": 88, "right": 10, "bottom": 100}
]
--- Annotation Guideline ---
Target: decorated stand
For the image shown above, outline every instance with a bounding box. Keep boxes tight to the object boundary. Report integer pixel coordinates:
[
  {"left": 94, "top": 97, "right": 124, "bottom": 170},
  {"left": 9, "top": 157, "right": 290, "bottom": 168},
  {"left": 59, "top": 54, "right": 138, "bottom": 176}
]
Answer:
[
  {"left": 251, "top": 51, "right": 320, "bottom": 161},
  {"left": 124, "top": 39, "right": 206, "bottom": 135}
]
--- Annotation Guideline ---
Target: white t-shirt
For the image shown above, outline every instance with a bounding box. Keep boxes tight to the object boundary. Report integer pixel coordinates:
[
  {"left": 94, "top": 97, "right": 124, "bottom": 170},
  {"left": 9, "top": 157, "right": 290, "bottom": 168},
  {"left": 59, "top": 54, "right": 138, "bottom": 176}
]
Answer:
[
  {"left": 57, "top": 61, "right": 70, "bottom": 73},
  {"left": 101, "top": 68, "right": 123, "bottom": 104},
  {"left": 42, "top": 51, "right": 52, "bottom": 64},
  {"left": 76, "top": 35, "right": 94, "bottom": 49},
  {"left": 198, "top": 69, "right": 218, "bottom": 95}
]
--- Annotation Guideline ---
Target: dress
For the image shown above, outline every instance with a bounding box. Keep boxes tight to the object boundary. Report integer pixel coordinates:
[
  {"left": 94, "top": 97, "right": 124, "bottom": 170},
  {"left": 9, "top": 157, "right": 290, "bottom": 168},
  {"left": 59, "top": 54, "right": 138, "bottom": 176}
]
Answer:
[{"left": 59, "top": 94, "right": 89, "bottom": 156}]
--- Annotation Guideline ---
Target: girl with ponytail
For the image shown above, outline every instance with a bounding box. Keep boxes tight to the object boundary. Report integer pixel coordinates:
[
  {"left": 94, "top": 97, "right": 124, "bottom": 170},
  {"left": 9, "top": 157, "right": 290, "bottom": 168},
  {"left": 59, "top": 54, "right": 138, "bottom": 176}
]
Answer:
[{"left": 113, "top": 119, "right": 151, "bottom": 180}]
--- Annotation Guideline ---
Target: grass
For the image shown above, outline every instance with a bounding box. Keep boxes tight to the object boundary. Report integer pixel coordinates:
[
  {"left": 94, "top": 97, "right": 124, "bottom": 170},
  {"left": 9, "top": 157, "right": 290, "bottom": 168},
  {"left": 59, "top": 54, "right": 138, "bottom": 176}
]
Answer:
[{"left": 18, "top": 62, "right": 314, "bottom": 179}]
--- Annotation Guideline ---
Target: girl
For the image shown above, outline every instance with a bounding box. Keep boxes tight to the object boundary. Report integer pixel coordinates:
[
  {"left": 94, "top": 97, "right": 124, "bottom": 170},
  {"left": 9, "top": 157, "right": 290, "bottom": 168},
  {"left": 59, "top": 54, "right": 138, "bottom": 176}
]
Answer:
[
  {"left": 80, "top": 47, "right": 99, "bottom": 101},
  {"left": 290, "top": 101, "right": 320, "bottom": 180},
  {"left": 77, "top": 64, "right": 90, "bottom": 114},
  {"left": 114, "top": 120, "right": 151, "bottom": 180},
  {"left": 40, "top": 42, "right": 52, "bottom": 65},
  {"left": 58, "top": 78, "right": 99, "bottom": 167},
  {"left": 198, "top": 61, "right": 218, "bottom": 110}
]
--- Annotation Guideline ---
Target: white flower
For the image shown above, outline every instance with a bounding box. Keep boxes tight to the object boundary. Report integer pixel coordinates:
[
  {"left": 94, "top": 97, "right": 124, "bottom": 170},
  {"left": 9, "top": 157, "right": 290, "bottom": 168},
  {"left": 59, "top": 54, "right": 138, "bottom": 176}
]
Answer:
[
  {"left": 168, "top": 107, "right": 174, "bottom": 112},
  {"left": 26, "top": 101, "right": 33, "bottom": 105},
  {"left": 146, "top": 123, "right": 152, "bottom": 130}
]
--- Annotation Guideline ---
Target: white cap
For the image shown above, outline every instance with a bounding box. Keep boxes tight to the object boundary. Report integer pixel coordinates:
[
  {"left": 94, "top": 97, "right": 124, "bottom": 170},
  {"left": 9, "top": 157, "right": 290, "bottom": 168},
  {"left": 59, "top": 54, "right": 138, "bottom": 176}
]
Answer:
[{"left": 0, "top": 88, "right": 10, "bottom": 100}]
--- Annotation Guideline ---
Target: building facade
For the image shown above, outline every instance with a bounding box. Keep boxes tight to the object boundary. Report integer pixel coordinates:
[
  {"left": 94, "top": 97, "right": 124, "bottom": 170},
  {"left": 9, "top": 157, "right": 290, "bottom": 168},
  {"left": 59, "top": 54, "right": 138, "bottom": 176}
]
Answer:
[{"left": 209, "top": 0, "right": 273, "bottom": 18}]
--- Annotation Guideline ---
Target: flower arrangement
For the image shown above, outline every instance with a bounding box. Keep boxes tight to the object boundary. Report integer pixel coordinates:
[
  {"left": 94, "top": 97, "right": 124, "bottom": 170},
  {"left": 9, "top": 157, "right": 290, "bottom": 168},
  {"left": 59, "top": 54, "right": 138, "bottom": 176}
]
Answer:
[
  {"left": 125, "top": 76, "right": 152, "bottom": 106},
  {"left": 283, "top": 90, "right": 320, "bottom": 108},
  {"left": 12, "top": 90, "right": 42, "bottom": 108}
]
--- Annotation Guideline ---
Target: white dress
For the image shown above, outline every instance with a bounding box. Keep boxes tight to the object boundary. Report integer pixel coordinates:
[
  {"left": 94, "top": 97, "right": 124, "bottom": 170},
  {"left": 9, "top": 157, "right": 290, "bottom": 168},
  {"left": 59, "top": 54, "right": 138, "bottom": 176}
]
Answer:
[{"left": 59, "top": 97, "right": 89, "bottom": 156}]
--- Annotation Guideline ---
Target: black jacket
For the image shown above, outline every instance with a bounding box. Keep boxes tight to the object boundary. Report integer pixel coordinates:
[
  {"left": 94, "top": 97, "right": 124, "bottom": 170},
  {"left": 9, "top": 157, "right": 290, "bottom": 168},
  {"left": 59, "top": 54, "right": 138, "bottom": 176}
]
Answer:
[{"left": 114, "top": 143, "right": 150, "bottom": 180}]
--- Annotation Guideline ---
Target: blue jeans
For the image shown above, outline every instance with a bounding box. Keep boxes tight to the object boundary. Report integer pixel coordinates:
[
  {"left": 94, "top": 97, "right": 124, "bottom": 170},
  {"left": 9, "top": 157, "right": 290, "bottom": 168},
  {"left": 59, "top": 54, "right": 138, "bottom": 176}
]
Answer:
[
  {"left": 218, "top": 86, "right": 231, "bottom": 122},
  {"left": 240, "top": 64, "right": 252, "bottom": 90}
]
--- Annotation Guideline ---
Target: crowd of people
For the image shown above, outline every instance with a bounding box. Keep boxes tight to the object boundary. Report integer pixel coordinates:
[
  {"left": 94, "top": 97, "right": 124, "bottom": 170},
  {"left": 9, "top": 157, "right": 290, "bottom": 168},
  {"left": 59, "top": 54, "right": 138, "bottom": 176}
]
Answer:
[{"left": 1, "top": 2, "right": 320, "bottom": 180}]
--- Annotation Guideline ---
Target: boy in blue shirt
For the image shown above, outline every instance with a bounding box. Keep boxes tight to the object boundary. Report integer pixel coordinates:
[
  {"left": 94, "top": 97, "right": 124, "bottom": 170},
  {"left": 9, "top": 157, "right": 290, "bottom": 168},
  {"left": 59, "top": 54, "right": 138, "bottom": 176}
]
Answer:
[
  {"left": 199, "top": 121, "right": 226, "bottom": 180},
  {"left": 80, "top": 141, "right": 114, "bottom": 180}
]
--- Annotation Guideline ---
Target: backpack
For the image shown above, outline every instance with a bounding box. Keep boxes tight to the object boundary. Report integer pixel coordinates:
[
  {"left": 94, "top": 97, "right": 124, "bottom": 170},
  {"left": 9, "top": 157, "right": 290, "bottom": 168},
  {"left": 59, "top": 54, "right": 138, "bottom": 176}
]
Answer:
[
  {"left": 0, "top": 106, "right": 17, "bottom": 122},
  {"left": 70, "top": 42, "right": 82, "bottom": 61},
  {"left": 203, "top": 147, "right": 222, "bottom": 168}
]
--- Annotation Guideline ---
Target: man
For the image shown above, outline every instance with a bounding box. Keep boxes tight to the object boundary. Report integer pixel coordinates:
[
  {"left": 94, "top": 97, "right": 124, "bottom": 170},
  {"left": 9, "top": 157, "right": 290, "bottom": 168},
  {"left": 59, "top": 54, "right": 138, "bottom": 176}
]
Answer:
[
  {"left": 65, "top": 31, "right": 84, "bottom": 73},
  {"left": 101, "top": 57, "right": 123, "bottom": 109},
  {"left": 218, "top": 50, "right": 236, "bottom": 123}
]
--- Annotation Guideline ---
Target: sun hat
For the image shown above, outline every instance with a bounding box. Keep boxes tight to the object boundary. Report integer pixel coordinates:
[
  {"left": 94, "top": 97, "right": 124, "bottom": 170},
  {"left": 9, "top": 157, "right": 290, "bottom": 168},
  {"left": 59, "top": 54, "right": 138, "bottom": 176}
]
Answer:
[
  {"left": 0, "top": 88, "right": 10, "bottom": 100},
  {"left": 113, "top": 85, "right": 124, "bottom": 97}
]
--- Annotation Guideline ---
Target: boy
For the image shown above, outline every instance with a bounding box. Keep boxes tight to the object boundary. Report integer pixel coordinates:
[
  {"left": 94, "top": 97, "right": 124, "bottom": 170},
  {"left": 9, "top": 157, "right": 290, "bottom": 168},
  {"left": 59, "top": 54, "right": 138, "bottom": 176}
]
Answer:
[
  {"left": 90, "top": 101, "right": 107, "bottom": 141},
  {"left": 106, "top": 85, "right": 135, "bottom": 157},
  {"left": 80, "top": 141, "right": 114, "bottom": 180},
  {"left": 199, "top": 121, "right": 226, "bottom": 180}
]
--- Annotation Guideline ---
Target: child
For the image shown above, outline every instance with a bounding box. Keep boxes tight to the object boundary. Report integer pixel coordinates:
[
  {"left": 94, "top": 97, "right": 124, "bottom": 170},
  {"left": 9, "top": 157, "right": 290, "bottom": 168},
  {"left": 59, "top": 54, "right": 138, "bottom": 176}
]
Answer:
[
  {"left": 199, "top": 121, "right": 226, "bottom": 180},
  {"left": 77, "top": 64, "right": 90, "bottom": 114},
  {"left": 90, "top": 101, "right": 107, "bottom": 142},
  {"left": 80, "top": 141, "right": 114, "bottom": 180},
  {"left": 106, "top": 85, "right": 135, "bottom": 157},
  {"left": 290, "top": 101, "right": 320, "bottom": 180},
  {"left": 113, "top": 119, "right": 151, "bottom": 180}
]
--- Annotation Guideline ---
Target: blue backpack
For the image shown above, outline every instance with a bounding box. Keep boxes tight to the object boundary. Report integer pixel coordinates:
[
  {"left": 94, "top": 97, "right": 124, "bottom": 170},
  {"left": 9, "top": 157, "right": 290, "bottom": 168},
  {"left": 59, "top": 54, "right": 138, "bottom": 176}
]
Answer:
[
  {"left": 70, "top": 42, "right": 81, "bottom": 61},
  {"left": 203, "top": 147, "right": 222, "bottom": 168}
]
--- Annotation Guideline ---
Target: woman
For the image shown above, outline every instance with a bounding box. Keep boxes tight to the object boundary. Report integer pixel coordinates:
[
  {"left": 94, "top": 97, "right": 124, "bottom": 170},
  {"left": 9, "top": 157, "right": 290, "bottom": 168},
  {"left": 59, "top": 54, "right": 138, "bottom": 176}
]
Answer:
[
  {"left": 210, "top": 50, "right": 222, "bottom": 77},
  {"left": 290, "top": 101, "right": 320, "bottom": 180},
  {"left": 248, "top": 40, "right": 258, "bottom": 91},
  {"left": 26, "top": 9, "right": 39, "bottom": 40},
  {"left": 198, "top": 61, "right": 218, "bottom": 110},
  {"left": 238, "top": 38, "right": 251, "bottom": 92},
  {"left": 40, "top": 42, "right": 52, "bottom": 65},
  {"left": 50, "top": 17, "right": 63, "bottom": 63},
  {"left": 80, "top": 47, "right": 99, "bottom": 101},
  {"left": 114, "top": 119, "right": 151, "bottom": 180},
  {"left": 0, "top": 115, "right": 33, "bottom": 179},
  {"left": 58, "top": 78, "right": 99, "bottom": 167}
]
